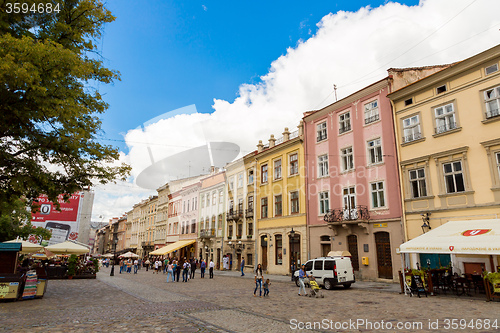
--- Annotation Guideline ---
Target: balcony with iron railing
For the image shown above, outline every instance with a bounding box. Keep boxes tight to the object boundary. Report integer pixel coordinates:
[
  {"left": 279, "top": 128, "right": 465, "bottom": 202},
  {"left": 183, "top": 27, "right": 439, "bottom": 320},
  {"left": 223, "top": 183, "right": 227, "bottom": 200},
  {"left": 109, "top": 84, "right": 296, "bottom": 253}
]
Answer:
[
  {"left": 226, "top": 209, "right": 243, "bottom": 221},
  {"left": 486, "top": 109, "right": 500, "bottom": 119},
  {"left": 339, "top": 123, "right": 351, "bottom": 134},
  {"left": 402, "top": 132, "right": 422, "bottom": 144},
  {"left": 434, "top": 122, "right": 457, "bottom": 135},
  {"left": 324, "top": 205, "right": 370, "bottom": 223},
  {"left": 245, "top": 208, "right": 254, "bottom": 218},
  {"left": 200, "top": 228, "right": 215, "bottom": 238},
  {"left": 364, "top": 114, "right": 380, "bottom": 125}
]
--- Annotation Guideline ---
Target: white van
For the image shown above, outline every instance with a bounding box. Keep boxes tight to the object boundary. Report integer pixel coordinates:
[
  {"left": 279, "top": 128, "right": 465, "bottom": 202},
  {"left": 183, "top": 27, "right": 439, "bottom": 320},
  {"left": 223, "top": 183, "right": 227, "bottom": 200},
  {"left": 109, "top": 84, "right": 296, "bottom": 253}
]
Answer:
[{"left": 294, "top": 257, "right": 355, "bottom": 289}]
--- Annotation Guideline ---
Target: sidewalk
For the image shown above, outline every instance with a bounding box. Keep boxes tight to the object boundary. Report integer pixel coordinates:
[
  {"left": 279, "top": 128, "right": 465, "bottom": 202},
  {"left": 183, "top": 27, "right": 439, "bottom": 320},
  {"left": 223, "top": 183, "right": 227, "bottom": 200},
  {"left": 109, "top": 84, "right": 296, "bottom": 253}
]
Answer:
[{"left": 216, "top": 268, "right": 402, "bottom": 293}]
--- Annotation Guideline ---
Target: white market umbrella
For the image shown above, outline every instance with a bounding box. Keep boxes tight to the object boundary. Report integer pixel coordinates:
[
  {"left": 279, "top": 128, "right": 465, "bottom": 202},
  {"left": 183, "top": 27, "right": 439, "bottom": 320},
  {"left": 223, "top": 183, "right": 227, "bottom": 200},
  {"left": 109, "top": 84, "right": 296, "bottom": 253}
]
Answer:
[
  {"left": 102, "top": 253, "right": 115, "bottom": 258},
  {"left": 45, "top": 241, "right": 90, "bottom": 255},
  {"left": 118, "top": 251, "right": 139, "bottom": 258},
  {"left": 3, "top": 239, "right": 43, "bottom": 254}
]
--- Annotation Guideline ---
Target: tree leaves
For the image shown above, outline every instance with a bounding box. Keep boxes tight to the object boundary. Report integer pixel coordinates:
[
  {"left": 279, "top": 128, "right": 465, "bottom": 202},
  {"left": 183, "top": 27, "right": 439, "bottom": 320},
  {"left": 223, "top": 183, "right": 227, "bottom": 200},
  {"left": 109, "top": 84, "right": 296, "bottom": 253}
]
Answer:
[{"left": 0, "top": 1, "right": 130, "bottom": 240}]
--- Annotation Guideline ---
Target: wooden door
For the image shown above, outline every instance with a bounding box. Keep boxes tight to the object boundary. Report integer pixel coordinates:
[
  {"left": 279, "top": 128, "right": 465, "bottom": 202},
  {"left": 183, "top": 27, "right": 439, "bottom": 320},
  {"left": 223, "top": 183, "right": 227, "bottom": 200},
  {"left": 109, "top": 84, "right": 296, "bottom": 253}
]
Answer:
[
  {"left": 347, "top": 235, "right": 359, "bottom": 271},
  {"left": 262, "top": 246, "right": 268, "bottom": 270},
  {"left": 321, "top": 244, "right": 331, "bottom": 257},
  {"left": 375, "top": 232, "right": 392, "bottom": 279}
]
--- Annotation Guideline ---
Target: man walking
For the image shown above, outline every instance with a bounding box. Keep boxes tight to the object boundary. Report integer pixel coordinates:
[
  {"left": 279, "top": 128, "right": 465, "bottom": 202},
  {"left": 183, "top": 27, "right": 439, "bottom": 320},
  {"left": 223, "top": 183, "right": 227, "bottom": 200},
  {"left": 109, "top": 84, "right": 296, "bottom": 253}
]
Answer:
[
  {"left": 209, "top": 259, "right": 215, "bottom": 279},
  {"left": 200, "top": 259, "right": 206, "bottom": 278},
  {"left": 133, "top": 259, "right": 139, "bottom": 274},
  {"left": 240, "top": 258, "right": 245, "bottom": 276},
  {"left": 182, "top": 259, "right": 189, "bottom": 282}
]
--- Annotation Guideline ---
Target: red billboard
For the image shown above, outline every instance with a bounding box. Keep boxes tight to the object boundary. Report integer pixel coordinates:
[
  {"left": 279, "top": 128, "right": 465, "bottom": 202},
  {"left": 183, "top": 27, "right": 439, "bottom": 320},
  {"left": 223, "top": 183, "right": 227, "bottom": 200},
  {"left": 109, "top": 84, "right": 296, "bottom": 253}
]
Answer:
[{"left": 31, "top": 193, "right": 82, "bottom": 245}]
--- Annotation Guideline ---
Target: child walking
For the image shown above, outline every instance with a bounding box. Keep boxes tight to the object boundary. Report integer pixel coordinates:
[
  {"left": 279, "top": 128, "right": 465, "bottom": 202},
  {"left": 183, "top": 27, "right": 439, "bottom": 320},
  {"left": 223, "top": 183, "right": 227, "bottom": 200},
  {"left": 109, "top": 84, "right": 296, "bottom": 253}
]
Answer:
[{"left": 263, "top": 278, "right": 271, "bottom": 297}]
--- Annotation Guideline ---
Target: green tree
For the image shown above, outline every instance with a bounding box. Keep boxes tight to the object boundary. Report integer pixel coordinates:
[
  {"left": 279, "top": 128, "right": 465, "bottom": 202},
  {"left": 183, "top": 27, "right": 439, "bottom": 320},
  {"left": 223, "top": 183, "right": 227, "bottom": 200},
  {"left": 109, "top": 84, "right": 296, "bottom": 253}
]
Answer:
[
  {"left": 0, "top": 0, "right": 130, "bottom": 241},
  {"left": 0, "top": 198, "right": 52, "bottom": 241}
]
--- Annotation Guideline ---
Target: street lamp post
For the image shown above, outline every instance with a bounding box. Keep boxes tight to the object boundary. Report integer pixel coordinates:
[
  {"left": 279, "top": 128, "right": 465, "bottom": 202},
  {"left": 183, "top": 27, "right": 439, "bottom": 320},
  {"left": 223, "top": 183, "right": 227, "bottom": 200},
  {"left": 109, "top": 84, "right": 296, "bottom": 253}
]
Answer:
[{"left": 110, "top": 238, "right": 118, "bottom": 276}]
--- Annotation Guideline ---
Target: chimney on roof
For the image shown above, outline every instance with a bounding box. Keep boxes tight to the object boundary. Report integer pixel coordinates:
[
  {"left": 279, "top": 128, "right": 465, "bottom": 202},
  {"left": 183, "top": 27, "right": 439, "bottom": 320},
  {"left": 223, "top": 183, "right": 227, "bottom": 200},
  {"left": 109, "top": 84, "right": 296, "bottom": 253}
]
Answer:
[
  {"left": 283, "top": 127, "right": 290, "bottom": 141},
  {"left": 257, "top": 140, "right": 264, "bottom": 153},
  {"left": 269, "top": 134, "right": 276, "bottom": 148},
  {"left": 298, "top": 120, "right": 304, "bottom": 136}
]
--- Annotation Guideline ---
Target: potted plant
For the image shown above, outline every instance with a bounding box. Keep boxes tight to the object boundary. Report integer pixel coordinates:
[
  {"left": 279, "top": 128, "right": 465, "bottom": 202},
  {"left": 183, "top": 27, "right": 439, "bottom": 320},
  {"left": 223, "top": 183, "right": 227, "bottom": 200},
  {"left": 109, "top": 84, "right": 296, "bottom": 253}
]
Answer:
[{"left": 67, "top": 254, "right": 78, "bottom": 279}]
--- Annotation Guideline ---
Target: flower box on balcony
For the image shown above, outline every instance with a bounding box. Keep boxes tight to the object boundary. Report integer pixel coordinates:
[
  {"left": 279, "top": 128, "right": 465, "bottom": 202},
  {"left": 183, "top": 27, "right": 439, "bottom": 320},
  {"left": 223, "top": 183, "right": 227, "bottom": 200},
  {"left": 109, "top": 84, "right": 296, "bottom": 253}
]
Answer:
[{"left": 247, "top": 235, "right": 252, "bottom": 239}]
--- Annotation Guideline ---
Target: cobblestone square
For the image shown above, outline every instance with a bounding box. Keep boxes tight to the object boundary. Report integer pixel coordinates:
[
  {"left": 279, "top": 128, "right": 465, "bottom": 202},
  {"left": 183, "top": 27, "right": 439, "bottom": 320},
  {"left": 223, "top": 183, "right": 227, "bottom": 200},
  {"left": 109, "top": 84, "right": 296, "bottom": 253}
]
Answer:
[{"left": 1, "top": 266, "right": 499, "bottom": 332}]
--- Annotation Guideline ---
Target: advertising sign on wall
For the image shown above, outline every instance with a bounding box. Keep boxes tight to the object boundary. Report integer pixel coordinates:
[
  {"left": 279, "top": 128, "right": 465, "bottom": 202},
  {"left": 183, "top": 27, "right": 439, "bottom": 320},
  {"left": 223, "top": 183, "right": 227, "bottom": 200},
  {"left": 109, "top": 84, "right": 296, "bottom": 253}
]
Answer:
[{"left": 31, "top": 193, "right": 82, "bottom": 246}]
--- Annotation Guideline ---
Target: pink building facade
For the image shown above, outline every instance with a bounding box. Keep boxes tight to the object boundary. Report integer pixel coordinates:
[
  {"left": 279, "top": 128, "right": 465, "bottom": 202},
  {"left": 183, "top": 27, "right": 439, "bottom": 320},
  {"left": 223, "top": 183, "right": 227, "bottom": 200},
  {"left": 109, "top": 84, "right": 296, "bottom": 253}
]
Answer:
[{"left": 303, "top": 78, "right": 404, "bottom": 281}]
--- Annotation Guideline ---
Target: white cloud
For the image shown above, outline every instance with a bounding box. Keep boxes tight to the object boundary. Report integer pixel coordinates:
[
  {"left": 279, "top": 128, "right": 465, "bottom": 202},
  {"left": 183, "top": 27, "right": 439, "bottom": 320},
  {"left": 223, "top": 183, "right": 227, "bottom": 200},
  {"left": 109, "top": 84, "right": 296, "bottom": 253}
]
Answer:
[{"left": 95, "top": 0, "right": 500, "bottom": 220}]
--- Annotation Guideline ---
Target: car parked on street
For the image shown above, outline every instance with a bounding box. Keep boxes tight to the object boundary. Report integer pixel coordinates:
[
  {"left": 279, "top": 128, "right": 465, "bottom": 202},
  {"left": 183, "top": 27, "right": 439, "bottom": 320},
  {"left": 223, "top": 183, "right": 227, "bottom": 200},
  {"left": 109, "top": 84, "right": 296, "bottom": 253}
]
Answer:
[{"left": 294, "top": 256, "right": 355, "bottom": 289}]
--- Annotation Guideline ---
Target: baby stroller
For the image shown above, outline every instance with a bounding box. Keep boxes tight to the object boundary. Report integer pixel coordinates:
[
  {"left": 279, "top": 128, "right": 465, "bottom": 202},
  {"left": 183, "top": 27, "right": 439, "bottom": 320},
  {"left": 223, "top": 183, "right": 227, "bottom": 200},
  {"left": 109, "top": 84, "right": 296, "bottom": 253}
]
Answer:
[{"left": 308, "top": 278, "right": 324, "bottom": 298}]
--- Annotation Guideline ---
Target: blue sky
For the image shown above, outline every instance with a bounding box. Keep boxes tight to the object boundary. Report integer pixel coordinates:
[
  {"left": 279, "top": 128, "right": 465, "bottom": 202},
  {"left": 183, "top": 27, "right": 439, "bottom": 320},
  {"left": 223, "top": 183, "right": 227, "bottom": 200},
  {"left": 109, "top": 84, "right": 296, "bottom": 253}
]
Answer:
[
  {"left": 93, "top": 0, "right": 500, "bottom": 221},
  {"left": 98, "top": 0, "right": 421, "bottom": 152}
]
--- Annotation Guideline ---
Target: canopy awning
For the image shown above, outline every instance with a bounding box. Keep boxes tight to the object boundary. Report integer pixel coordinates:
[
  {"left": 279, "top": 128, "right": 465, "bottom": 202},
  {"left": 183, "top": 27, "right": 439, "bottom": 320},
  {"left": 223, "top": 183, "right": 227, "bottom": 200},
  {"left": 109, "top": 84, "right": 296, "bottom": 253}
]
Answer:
[
  {"left": 400, "top": 219, "right": 500, "bottom": 255},
  {"left": 149, "top": 240, "right": 196, "bottom": 256},
  {"left": 45, "top": 241, "right": 90, "bottom": 254},
  {"left": 3, "top": 240, "right": 43, "bottom": 253}
]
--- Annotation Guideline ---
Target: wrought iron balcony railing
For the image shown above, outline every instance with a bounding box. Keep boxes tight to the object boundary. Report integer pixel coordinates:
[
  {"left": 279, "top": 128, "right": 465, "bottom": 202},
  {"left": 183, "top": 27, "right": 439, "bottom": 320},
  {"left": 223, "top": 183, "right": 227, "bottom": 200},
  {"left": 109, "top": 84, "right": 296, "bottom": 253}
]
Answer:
[
  {"left": 245, "top": 208, "right": 254, "bottom": 218},
  {"left": 226, "top": 209, "right": 243, "bottom": 221},
  {"left": 486, "top": 109, "right": 500, "bottom": 119},
  {"left": 324, "top": 205, "right": 370, "bottom": 223},
  {"left": 200, "top": 228, "right": 215, "bottom": 238}
]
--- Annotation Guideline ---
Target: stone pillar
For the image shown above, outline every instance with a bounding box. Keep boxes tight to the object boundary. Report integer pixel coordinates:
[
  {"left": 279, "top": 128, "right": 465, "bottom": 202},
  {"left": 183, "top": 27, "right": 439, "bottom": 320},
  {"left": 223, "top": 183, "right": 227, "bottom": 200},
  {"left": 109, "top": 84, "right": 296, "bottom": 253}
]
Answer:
[
  {"left": 282, "top": 127, "right": 290, "bottom": 141},
  {"left": 257, "top": 140, "right": 264, "bottom": 153},
  {"left": 269, "top": 135, "right": 276, "bottom": 148}
]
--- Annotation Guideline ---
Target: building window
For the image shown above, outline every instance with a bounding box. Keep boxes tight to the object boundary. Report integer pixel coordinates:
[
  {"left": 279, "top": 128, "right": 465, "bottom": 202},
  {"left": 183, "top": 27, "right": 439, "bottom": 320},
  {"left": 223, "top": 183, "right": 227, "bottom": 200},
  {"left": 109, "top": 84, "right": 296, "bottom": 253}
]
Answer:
[
  {"left": 339, "top": 112, "right": 351, "bottom": 134},
  {"left": 371, "top": 182, "right": 385, "bottom": 208},
  {"left": 201, "top": 196, "right": 205, "bottom": 208},
  {"left": 318, "top": 154, "right": 329, "bottom": 177},
  {"left": 248, "top": 196, "right": 254, "bottom": 210},
  {"left": 404, "top": 98, "right": 413, "bottom": 106},
  {"left": 434, "top": 103, "right": 457, "bottom": 134},
  {"left": 436, "top": 85, "right": 447, "bottom": 94},
  {"left": 206, "top": 194, "right": 210, "bottom": 207},
  {"left": 484, "top": 86, "right": 500, "bottom": 119},
  {"left": 319, "top": 191, "right": 329, "bottom": 215},
  {"left": 317, "top": 122, "right": 327, "bottom": 142},
  {"left": 191, "top": 219, "right": 196, "bottom": 233},
  {"left": 261, "top": 197, "right": 268, "bottom": 218},
  {"left": 181, "top": 222, "right": 185, "bottom": 234},
  {"left": 248, "top": 169, "right": 254, "bottom": 184},
  {"left": 443, "top": 161, "right": 465, "bottom": 193},
  {"left": 212, "top": 191, "right": 216, "bottom": 205},
  {"left": 274, "top": 159, "right": 282, "bottom": 180},
  {"left": 228, "top": 224, "right": 233, "bottom": 238},
  {"left": 409, "top": 168, "right": 427, "bottom": 198},
  {"left": 247, "top": 253, "right": 252, "bottom": 264},
  {"left": 341, "top": 147, "right": 354, "bottom": 171},
  {"left": 274, "top": 195, "right": 282, "bottom": 217},
  {"left": 238, "top": 173, "right": 243, "bottom": 188},
  {"left": 486, "top": 64, "right": 499, "bottom": 75},
  {"left": 248, "top": 222, "right": 253, "bottom": 236},
  {"left": 218, "top": 214, "right": 223, "bottom": 229},
  {"left": 229, "top": 179, "right": 234, "bottom": 191},
  {"left": 275, "top": 234, "right": 283, "bottom": 265},
  {"left": 496, "top": 152, "right": 500, "bottom": 179},
  {"left": 364, "top": 100, "right": 379, "bottom": 124},
  {"left": 238, "top": 198, "right": 243, "bottom": 212},
  {"left": 290, "top": 191, "right": 299, "bottom": 214},
  {"left": 402, "top": 115, "right": 421, "bottom": 143},
  {"left": 289, "top": 153, "right": 298, "bottom": 175},
  {"left": 237, "top": 223, "right": 243, "bottom": 238},
  {"left": 261, "top": 164, "right": 268, "bottom": 184},
  {"left": 229, "top": 200, "right": 234, "bottom": 214},
  {"left": 219, "top": 189, "right": 223, "bottom": 203},
  {"left": 367, "top": 138, "right": 382, "bottom": 165}
]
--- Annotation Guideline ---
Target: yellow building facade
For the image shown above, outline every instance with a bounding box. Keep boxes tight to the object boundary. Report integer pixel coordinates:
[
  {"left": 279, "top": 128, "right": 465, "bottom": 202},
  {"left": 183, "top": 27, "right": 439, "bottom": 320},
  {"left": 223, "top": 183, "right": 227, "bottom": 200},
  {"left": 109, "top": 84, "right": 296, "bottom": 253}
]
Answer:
[
  {"left": 254, "top": 124, "right": 307, "bottom": 275},
  {"left": 389, "top": 45, "right": 500, "bottom": 273}
]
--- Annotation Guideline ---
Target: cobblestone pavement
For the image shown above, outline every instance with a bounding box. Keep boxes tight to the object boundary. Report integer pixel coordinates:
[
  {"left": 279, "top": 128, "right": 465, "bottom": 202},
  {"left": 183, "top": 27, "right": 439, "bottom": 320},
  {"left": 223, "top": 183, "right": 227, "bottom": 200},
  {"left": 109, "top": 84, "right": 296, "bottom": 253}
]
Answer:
[{"left": 0, "top": 266, "right": 499, "bottom": 333}]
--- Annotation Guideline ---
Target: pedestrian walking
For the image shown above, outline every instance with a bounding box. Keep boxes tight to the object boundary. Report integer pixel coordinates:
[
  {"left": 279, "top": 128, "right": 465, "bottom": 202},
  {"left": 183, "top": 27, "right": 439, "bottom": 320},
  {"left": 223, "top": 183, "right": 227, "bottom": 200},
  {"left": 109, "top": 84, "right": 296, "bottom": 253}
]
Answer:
[
  {"left": 133, "top": 259, "right": 139, "bottom": 274},
  {"left": 175, "top": 259, "right": 182, "bottom": 282},
  {"left": 200, "top": 259, "right": 206, "bottom": 278},
  {"left": 298, "top": 264, "right": 308, "bottom": 296},
  {"left": 166, "top": 262, "right": 174, "bottom": 282},
  {"left": 254, "top": 264, "right": 263, "bottom": 297},
  {"left": 163, "top": 257, "right": 169, "bottom": 274},
  {"left": 119, "top": 259, "right": 124, "bottom": 274},
  {"left": 209, "top": 259, "right": 215, "bottom": 279},
  {"left": 182, "top": 259, "right": 189, "bottom": 282},
  {"left": 263, "top": 278, "right": 271, "bottom": 297},
  {"left": 157, "top": 259, "right": 162, "bottom": 274},
  {"left": 223, "top": 255, "right": 229, "bottom": 270},
  {"left": 154, "top": 260, "right": 159, "bottom": 273},
  {"left": 290, "top": 260, "right": 296, "bottom": 281},
  {"left": 145, "top": 258, "right": 150, "bottom": 272},
  {"left": 172, "top": 261, "right": 177, "bottom": 282},
  {"left": 190, "top": 259, "right": 196, "bottom": 279},
  {"left": 126, "top": 259, "right": 132, "bottom": 273},
  {"left": 240, "top": 258, "right": 245, "bottom": 276}
]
